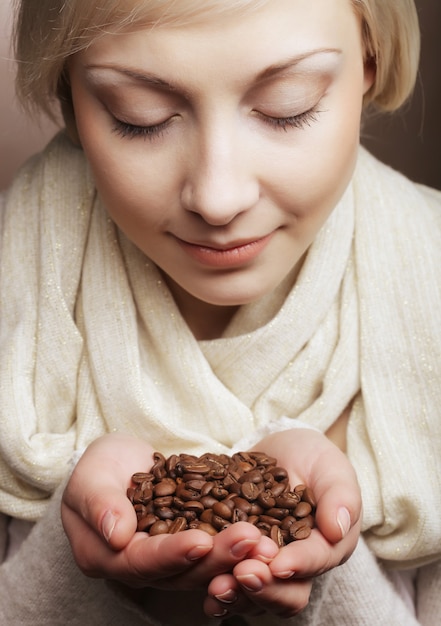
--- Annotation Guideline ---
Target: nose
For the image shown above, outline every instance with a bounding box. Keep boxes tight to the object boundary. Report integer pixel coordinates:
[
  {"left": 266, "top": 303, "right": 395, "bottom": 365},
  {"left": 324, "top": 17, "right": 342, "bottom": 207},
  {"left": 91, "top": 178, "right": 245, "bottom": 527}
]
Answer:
[{"left": 180, "top": 126, "right": 259, "bottom": 226}]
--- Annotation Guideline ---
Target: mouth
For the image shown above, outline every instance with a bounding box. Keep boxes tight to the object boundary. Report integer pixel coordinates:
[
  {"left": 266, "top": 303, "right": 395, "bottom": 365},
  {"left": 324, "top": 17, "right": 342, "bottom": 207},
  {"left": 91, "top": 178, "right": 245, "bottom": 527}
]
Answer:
[{"left": 176, "top": 233, "right": 274, "bottom": 268}]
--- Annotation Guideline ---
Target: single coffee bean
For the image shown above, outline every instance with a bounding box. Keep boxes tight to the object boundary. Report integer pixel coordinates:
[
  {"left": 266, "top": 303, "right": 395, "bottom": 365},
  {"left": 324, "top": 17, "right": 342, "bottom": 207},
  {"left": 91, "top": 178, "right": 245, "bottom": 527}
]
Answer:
[
  {"left": 276, "top": 493, "right": 300, "bottom": 508},
  {"left": 289, "top": 521, "right": 312, "bottom": 541},
  {"left": 169, "top": 517, "right": 188, "bottom": 534},
  {"left": 137, "top": 514, "right": 158, "bottom": 532},
  {"left": 132, "top": 472, "right": 153, "bottom": 484},
  {"left": 302, "top": 486, "right": 317, "bottom": 508},
  {"left": 294, "top": 502, "right": 313, "bottom": 518},
  {"left": 212, "top": 501, "right": 233, "bottom": 520},
  {"left": 149, "top": 520, "right": 170, "bottom": 536},
  {"left": 197, "top": 522, "right": 218, "bottom": 536},
  {"left": 238, "top": 469, "right": 263, "bottom": 484},
  {"left": 271, "top": 525, "right": 284, "bottom": 548},
  {"left": 155, "top": 506, "right": 175, "bottom": 520},
  {"left": 185, "top": 500, "right": 205, "bottom": 514},
  {"left": 257, "top": 490, "right": 277, "bottom": 509},
  {"left": 200, "top": 509, "right": 214, "bottom": 524},
  {"left": 200, "top": 495, "right": 218, "bottom": 509},
  {"left": 259, "top": 514, "right": 282, "bottom": 527},
  {"left": 154, "top": 478, "right": 177, "bottom": 497},
  {"left": 241, "top": 481, "right": 262, "bottom": 501}
]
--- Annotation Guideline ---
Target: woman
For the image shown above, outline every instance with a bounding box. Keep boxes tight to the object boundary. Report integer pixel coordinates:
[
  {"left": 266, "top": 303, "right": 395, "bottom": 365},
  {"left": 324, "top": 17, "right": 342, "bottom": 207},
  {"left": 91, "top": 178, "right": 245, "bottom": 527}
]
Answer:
[{"left": 1, "top": 0, "right": 440, "bottom": 623}]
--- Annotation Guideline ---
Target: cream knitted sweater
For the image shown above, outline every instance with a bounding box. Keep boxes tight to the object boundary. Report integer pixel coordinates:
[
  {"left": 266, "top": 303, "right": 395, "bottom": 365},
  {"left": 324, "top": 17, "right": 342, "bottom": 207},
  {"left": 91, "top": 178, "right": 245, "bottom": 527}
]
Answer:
[{"left": 0, "top": 133, "right": 441, "bottom": 623}]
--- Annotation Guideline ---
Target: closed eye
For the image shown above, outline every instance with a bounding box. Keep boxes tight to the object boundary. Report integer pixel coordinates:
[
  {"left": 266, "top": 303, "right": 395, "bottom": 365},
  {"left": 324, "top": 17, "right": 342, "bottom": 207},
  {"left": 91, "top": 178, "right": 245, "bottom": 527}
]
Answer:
[
  {"left": 112, "top": 116, "right": 176, "bottom": 140},
  {"left": 258, "top": 106, "right": 323, "bottom": 131}
]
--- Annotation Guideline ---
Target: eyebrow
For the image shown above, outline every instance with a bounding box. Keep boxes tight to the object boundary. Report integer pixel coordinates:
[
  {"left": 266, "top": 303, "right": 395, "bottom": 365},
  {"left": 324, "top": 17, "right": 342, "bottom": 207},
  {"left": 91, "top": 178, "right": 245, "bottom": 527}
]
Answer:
[{"left": 84, "top": 48, "right": 342, "bottom": 94}]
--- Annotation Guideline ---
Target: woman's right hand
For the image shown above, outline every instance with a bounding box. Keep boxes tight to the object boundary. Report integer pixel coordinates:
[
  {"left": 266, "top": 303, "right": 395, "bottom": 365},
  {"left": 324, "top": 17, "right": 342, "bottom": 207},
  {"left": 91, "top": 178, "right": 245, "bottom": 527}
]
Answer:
[{"left": 61, "top": 434, "right": 267, "bottom": 590}]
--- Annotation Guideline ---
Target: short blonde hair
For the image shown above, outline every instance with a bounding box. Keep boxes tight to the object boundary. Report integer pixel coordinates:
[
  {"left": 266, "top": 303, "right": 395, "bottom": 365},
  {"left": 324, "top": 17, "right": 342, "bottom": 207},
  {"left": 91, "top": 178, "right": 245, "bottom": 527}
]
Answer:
[{"left": 13, "top": 0, "right": 420, "bottom": 121}]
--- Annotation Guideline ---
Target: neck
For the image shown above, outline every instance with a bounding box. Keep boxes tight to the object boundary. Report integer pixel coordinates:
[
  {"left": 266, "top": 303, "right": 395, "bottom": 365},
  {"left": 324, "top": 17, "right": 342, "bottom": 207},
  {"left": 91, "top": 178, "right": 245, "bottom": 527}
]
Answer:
[{"left": 163, "top": 275, "right": 239, "bottom": 340}]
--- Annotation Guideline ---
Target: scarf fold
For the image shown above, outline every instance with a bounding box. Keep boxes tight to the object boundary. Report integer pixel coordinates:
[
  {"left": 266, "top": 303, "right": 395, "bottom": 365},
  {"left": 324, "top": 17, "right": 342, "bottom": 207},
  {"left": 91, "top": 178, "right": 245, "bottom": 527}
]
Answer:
[{"left": 1, "top": 133, "right": 440, "bottom": 567}]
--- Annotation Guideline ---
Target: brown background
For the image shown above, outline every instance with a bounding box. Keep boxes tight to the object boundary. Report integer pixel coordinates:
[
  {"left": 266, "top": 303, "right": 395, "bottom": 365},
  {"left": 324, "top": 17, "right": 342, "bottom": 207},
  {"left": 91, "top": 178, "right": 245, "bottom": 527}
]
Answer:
[
  {"left": 1, "top": 0, "right": 440, "bottom": 191},
  {"left": 362, "top": 1, "right": 441, "bottom": 190}
]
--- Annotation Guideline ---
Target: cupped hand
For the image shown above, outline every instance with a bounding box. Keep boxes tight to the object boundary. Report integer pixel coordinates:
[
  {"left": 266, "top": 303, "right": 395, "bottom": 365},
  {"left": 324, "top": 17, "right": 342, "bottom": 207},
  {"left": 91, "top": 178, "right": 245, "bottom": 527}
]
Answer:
[
  {"left": 61, "top": 434, "right": 267, "bottom": 589},
  {"left": 204, "top": 427, "right": 362, "bottom": 619}
]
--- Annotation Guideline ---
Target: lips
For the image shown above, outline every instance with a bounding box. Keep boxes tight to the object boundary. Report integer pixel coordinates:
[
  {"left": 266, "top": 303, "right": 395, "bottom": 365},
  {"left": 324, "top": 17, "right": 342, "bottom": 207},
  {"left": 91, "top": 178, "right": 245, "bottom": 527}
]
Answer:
[{"left": 176, "top": 233, "right": 274, "bottom": 268}]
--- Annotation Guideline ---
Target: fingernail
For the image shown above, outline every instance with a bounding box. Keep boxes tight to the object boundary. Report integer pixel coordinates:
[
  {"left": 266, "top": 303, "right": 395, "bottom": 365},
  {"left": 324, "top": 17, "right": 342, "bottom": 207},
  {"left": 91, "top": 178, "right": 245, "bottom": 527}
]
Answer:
[
  {"left": 230, "top": 539, "right": 256, "bottom": 558},
  {"left": 236, "top": 574, "right": 263, "bottom": 592},
  {"left": 102, "top": 510, "right": 117, "bottom": 543},
  {"left": 273, "top": 570, "right": 295, "bottom": 579},
  {"left": 215, "top": 589, "right": 237, "bottom": 604},
  {"left": 213, "top": 609, "right": 228, "bottom": 617},
  {"left": 337, "top": 507, "right": 351, "bottom": 539},
  {"left": 186, "top": 544, "right": 212, "bottom": 561}
]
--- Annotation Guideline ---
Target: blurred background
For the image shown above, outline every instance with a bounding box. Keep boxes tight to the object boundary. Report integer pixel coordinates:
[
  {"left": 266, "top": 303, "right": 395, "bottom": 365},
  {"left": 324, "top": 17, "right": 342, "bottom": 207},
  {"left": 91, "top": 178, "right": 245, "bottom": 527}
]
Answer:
[{"left": 1, "top": 0, "right": 440, "bottom": 191}]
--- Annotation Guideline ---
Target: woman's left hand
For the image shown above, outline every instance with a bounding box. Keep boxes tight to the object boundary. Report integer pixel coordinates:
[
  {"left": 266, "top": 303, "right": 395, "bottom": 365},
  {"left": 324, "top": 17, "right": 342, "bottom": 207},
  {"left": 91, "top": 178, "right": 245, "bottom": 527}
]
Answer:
[{"left": 204, "top": 427, "right": 362, "bottom": 619}]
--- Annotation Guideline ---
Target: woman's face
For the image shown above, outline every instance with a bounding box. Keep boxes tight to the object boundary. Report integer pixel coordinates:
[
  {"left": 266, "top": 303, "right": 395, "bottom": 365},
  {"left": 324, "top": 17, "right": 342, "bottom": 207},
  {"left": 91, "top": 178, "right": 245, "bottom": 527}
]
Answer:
[{"left": 69, "top": 0, "right": 373, "bottom": 323}]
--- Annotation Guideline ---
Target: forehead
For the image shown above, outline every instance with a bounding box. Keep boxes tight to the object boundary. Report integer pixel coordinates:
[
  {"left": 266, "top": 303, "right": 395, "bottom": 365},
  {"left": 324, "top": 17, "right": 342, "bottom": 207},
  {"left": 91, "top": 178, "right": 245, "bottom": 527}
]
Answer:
[
  {"left": 75, "top": 0, "right": 362, "bottom": 98},
  {"left": 82, "top": 0, "right": 271, "bottom": 32}
]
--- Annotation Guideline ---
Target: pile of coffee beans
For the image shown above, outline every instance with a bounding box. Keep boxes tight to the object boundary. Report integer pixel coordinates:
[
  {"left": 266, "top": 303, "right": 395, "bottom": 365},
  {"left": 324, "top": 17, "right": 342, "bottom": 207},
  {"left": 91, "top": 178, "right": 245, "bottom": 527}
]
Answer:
[{"left": 127, "top": 451, "right": 316, "bottom": 547}]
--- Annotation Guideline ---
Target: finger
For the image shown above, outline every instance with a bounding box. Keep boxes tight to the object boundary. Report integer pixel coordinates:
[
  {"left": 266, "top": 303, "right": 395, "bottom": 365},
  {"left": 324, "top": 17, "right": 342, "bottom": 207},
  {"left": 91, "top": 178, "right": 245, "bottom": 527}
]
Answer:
[
  {"left": 309, "top": 445, "right": 362, "bottom": 544},
  {"left": 169, "top": 522, "right": 263, "bottom": 588},
  {"left": 269, "top": 524, "right": 360, "bottom": 580},
  {"left": 63, "top": 504, "right": 214, "bottom": 586},
  {"left": 205, "top": 573, "right": 264, "bottom": 619},
  {"left": 253, "top": 429, "right": 362, "bottom": 545},
  {"left": 233, "top": 558, "right": 312, "bottom": 619},
  {"left": 62, "top": 434, "right": 154, "bottom": 550}
]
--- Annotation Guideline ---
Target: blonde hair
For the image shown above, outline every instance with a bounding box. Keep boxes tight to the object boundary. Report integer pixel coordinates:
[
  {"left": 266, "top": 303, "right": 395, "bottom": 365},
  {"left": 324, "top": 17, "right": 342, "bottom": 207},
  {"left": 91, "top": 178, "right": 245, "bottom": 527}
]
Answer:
[{"left": 13, "top": 0, "right": 420, "bottom": 122}]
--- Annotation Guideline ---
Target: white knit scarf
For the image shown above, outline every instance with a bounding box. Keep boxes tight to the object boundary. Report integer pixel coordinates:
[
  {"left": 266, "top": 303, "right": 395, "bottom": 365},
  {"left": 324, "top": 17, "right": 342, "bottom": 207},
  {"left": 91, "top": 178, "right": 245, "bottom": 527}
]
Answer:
[{"left": 1, "top": 133, "right": 440, "bottom": 567}]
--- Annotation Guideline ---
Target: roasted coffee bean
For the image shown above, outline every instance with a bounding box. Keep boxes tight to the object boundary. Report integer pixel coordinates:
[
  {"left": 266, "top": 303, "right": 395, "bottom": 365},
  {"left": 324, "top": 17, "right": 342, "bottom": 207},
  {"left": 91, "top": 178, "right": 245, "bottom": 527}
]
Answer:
[
  {"left": 200, "top": 495, "right": 218, "bottom": 509},
  {"left": 169, "top": 517, "right": 188, "bottom": 534},
  {"left": 280, "top": 515, "right": 297, "bottom": 530},
  {"left": 185, "top": 479, "right": 206, "bottom": 492},
  {"left": 165, "top": 454, "right": 178, "bottom": 476},
  {"left": 241, "top": 481, "right": 262, "bottom": 501},
  {"left": 271, "top": 525, "right": 284, "bottom": 548},
  {"left": 259, "top": 514, "right": 282, "bottom": 527},
  {"left": 181, "top": 510, "right": 197, "bottom": 522},
  {"left": 132, "top": 472, "right": 153, "bottom": 484},
  {"left": 294, "top": 502, "right": 313, "bottom": 518},
  {"left": 271, "top": 482, "right": 289, "bottom": 497},
  {"left": 212, "top": 515, "right": 232, "bottom": 531},
  {"left": 289, "top": 520, "right": 312, "bottom": 540},
  {"left": 266, "top": 507, "right": 289, "bottom": 520},
  {"left": 155, "top": 506, "right": 175, "bottom": 520},
  {"left": 137, "top": 513, "right": 158, "bottom": 531},
  {"left": 276, "top": 493, "right": 300, "bottom": 508},
  {"left": 212, "top": 501, "right": 233, "bottom": 520},
  {"left": 302, "top": 487, "right": 317, "bottom": 508},
  {"left": 154, "top": 478, "right": 177, "bottom": 497},
  {"left": 239, "top": 469, "right": 263, "bottom": 484},
  {"left": 200, "top": 509, "right": 214, "bottom": 524},
  {"left": 256, "top": 522, "right": 271, "bottom": 536},
  {"left": 149, "top": 520, "right": 170, "bottom": 536},
  {"left": 153, "top": 495, "right": 174, "bottom": 508},
  {"left": 233, "top": 497, "right": 253, "bottom": 514},
  {"left": 128, "top": 451, "right": 316, "bottom": 547},
  {"left": 257, "top": 490, "right": 277, "bottom": 509},
  {"left": 197, "top": 522, "right": 218, "bottom": 536},
  {"left": 211, "top": 484, "right": 229, "bottom": 500},
  {"left": 232, "top": 508, "right": 248, "bottom": 523},
  {"left": 185, "top": 500, "right": 205, "bottom": 514}
]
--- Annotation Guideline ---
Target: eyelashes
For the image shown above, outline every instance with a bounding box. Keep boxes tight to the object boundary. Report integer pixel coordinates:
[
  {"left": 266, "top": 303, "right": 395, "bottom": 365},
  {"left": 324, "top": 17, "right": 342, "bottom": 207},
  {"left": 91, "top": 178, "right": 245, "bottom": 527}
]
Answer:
[
  {"left": 259, "top": 106, "right": 322, "bottom": 131},
  {"left": 112, "top": 105, "right": 323, "bottom": 141},
  {"left": 112, "top": 117, "right": 172, "bottom": 140}
]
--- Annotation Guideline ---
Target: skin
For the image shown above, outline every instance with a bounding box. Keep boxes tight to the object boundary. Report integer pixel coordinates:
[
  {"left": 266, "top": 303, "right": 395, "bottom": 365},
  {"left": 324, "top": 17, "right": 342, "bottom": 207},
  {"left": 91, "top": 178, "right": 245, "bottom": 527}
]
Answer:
[
  {"left": 62, "top": 0, "right": 372, "bottom": 620},
  {"left": 68, "top": 0, "right": 373, "bottom": 340}
]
